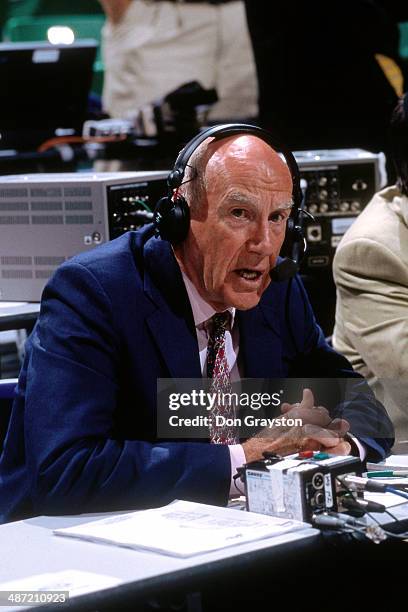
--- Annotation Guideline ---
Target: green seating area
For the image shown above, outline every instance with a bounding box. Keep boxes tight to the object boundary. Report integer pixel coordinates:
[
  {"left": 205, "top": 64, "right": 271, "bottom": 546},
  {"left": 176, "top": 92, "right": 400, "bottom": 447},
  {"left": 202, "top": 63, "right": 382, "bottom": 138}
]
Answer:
[{"left": 400, "top": 22, "right": 408, "bottom": 60}]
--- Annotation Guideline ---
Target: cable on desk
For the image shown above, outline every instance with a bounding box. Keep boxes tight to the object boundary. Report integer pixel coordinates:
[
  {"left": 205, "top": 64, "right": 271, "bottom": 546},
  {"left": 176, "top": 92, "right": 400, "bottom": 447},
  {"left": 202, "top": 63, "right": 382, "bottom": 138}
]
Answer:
[
  {"left": 384, "top": 486, "right": 408, "bottom": 501},
  {"left": 233, "top": 468, "right": 245, "bottom": 496},
  {"left": 335, "top": 476, "right": 408, "bottom": 541}
]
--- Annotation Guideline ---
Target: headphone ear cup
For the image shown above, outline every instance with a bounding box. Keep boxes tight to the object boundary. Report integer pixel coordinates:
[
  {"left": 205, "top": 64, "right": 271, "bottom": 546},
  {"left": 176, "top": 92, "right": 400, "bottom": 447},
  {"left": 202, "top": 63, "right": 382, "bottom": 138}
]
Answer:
[
  {"left": 154, "top": 195, "right": 190, "bottom": 244},
  {"left": 279, "top": 217, "right": 305, "bottom": 264},
  {"left": 167, "top": 169, "right": 183, "bottom": 189},
  {"left": 153, "top": 196, "right": 172, "bottom": 237}
]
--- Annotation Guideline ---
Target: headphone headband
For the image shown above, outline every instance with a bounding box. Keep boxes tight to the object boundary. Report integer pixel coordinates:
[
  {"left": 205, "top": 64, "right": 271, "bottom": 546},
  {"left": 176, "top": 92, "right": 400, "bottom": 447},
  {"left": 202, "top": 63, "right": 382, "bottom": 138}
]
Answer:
[{"left": 167, "top": 123, "right": 302, "bottom": 206}]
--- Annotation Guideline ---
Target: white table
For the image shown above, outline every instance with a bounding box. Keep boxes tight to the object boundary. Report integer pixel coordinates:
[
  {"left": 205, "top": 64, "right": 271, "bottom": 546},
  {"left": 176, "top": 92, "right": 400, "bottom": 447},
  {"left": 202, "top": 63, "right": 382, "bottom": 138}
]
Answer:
[
  {"left": 0, "top": 511, "right": 318, "bottom": 611},
  {"left": 0, "top": 302, "right": 40, "bottom": 333}
]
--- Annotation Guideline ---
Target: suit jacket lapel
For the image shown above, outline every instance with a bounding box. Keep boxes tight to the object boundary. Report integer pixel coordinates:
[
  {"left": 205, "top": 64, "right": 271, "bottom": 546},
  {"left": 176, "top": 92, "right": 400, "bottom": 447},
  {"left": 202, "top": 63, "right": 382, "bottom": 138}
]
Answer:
[
  {"left": 142, "top": 236, "right": 202, "bottom": 379},
  {"left": 238, "top": 295, "right": 284, "bottom": 378}
]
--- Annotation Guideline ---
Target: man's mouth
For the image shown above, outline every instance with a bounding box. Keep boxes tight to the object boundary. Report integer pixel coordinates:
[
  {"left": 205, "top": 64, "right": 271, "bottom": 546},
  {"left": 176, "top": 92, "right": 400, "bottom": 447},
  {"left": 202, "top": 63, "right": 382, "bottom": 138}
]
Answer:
[{"left": 235, "top": 269, "right": 263, "bottom": 281}]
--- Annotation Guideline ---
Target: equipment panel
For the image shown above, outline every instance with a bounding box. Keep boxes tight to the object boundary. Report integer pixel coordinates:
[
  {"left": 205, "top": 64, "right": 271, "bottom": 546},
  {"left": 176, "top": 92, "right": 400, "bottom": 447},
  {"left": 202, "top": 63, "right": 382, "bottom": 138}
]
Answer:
[{"left": 0, "top": 171, "right": 167, "bottom": 301}]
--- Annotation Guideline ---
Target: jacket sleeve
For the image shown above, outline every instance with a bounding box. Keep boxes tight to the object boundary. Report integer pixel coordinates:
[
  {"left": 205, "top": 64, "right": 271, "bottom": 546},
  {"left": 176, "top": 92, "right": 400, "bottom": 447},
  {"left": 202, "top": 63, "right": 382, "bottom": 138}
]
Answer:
[
  {"left": 22, "top": 261, "right": 230, "bottom": 516},
  {"left": 334, "top": 236, "right": 408, "bottom": 382},
  {"left": 286, "top": 274, "right": 394, "bottom": 461}
]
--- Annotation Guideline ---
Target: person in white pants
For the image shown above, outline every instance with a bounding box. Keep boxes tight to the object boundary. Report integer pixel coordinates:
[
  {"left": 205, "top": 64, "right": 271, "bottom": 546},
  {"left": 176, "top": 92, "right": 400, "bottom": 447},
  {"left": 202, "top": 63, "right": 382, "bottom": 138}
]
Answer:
[{"left": 99, "top": 0, "right": 258, "bottom": 121}]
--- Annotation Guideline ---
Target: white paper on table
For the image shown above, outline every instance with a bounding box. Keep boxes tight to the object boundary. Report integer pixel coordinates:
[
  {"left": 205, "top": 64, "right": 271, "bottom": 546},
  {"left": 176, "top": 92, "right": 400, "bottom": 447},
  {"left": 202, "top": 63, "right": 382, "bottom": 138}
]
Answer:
[
  {"left": 364, "top": 491, "right": 406, "bottom": 508},
  {"left": 367, "top": 454, "right": 408, "bottom": 471},
  {"left": 0, "top": 302, "right": 28, "bottom": 308},
  {"left": 54, "top": 500, "right": 308, "bottom": 558},
  {"left": 385, "top": 455, "right": 408, "bottom": 467},
  {"left": 0, "top": 569, "right": 122, "bottom": 596}
]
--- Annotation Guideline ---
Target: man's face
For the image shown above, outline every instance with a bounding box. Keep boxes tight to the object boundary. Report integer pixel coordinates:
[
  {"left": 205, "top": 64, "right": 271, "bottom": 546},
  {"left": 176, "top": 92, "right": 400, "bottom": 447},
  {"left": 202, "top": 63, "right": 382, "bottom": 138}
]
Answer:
[{"left": 176, "top": 136, "right": 293, "bottom": 311}]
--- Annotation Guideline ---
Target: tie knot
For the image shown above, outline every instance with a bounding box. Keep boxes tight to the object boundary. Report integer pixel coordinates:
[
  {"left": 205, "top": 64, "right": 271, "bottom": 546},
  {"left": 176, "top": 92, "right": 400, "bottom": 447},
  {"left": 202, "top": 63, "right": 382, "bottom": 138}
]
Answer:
[{"left": 209, "top": 312, "right": 230, "bottom": 337}]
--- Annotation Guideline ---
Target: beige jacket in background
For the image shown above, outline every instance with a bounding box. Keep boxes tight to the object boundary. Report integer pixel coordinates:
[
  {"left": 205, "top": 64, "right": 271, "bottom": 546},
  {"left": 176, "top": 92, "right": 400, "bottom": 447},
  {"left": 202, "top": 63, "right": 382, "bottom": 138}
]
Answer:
[{"left": 333, "top": 185, "right": 408, "bottom": 452}]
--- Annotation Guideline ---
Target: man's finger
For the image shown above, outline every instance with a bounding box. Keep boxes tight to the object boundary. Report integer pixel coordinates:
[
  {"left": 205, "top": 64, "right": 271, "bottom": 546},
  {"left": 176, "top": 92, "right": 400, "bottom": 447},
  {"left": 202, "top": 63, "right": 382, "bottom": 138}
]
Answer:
[
  {"left": 301, "top": 425, "right": 352, "bottom": 455},
  {"left": 281, "top": 388, "right": 315, "bottom": 414},
  {"left": 303, "top": 424, "right": 341, "bottom": 448},
  {"left": 280, "top": 402, "right": 294, "bottom": 414},
  {"left": 287, "top": 405, "right": 331, "bottom": 427},
  {"left": 300, "top": 388, "right": 315, "bottom": 410},
  {"left": 328, "top": 418, "right": 350, "bottom": 436},
  {"left": 261, "top": 429, "right": 303, "bottom": 455},
  {"left": 297, "top": 438, "right": 322, "bottom": 453},
  {"left": 327, "top": 440, "right": 351, "bottom": 455}
]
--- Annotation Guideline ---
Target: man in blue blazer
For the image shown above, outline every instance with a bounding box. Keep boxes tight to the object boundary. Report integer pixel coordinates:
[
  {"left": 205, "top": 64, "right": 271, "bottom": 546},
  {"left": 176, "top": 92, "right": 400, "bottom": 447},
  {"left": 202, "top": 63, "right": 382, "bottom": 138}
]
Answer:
[{"left": 0, "top": 127, "right": 393, "bottom": 522}]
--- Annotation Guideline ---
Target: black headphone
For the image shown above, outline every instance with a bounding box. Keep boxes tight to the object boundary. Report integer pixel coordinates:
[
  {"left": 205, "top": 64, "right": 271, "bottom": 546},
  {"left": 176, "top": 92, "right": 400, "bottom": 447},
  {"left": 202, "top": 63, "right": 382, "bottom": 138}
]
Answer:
[{"left": 153, "top": 123, "right": 307, "bottom": 281}]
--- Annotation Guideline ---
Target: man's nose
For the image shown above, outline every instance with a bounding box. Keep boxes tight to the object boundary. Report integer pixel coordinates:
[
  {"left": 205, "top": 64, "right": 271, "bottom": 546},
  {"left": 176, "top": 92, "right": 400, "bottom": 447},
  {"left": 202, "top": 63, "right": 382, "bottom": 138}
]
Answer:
[{"left": 246, "top": 221, "right": 275, "bottom": 255}]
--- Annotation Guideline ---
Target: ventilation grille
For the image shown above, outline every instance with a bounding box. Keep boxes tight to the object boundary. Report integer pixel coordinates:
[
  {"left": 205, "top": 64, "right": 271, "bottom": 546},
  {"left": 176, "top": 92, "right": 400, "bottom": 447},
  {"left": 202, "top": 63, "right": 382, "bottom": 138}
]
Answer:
[
  {"left": 1, "top": 256, "right": 67, "bottom": 283},
  {"left": 0, "top": 202, "right": 29, "bottom": 211},
  {"left": 1, "top": 256, "right": 32, "bottom": 265},
  {"left": 0, "top": 188, "right": 28, "bottom": 198},
  {"left": 0, "top": 213, "right": 95, "bottom": 224},
  {"left": 34, "top": 256, "right": 65, "bottom": 266},
  {"left": 31, "top": 201, "right": 63, "bottom": 211},
  {"left": 2, "top": 270, "right": 33, "bottom": 279},
  {"left": 31, "top": 215, "right": 64, "bottom": 225},
  {"left": 35, "top": 270, "right": 53, "bottom": 279},
  {"left": 65, "top": 201, "right": 93, "bottom": 210},
  {"left": 64, "top": 187, "right": 92, "bottom": 197},
  {"left": 31, "top": 188, "right": 62, "bottom": 197},
  {"left": 0, "top": 215, "right": 30, "bottom": 224},
  {"left": 1, "top": 256, "right": 66, "bottom": 271},
  {"left": 65, "top": 215, "right": 94, "bottom": 224}
]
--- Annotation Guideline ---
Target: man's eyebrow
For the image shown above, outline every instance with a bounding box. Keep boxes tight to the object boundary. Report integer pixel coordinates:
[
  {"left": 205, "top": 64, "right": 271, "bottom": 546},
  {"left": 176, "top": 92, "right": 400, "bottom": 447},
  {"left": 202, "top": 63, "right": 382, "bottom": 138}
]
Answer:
[
  {"left": 275, "top": 201, "right": 294, "bottom": 211},
  {"left": 225, "top": 192, "right": 252, "bottom": 204},
  {"left": 225, "top": 193, "right": 294, "bottom": 209}
]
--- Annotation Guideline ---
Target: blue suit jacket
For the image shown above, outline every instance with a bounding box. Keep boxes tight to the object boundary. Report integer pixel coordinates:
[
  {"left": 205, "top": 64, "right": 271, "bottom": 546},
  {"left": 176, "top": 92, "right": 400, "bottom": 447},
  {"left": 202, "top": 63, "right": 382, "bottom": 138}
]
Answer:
[{"left": 0, "top": 226, "right": 394, "bottom": 522}]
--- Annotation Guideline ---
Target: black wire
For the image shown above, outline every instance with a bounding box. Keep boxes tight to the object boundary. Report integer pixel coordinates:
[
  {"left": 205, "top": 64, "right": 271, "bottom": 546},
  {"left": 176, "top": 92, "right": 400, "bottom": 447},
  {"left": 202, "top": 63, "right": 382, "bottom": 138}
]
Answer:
[
  {"left": 178, "top": 163, "right": 197, "bottom": 187},
  {"left": 384, "top": 508, "right": 400, "bottom": 522},
  {"left": 336, "top": 476, "right": 408, "bottom": 540},
  {"left": 233, "top": 472, "right": 245, "bottom": 496},
  {"left": 313, "top": 516, "right": 367, "bottom": 539}
]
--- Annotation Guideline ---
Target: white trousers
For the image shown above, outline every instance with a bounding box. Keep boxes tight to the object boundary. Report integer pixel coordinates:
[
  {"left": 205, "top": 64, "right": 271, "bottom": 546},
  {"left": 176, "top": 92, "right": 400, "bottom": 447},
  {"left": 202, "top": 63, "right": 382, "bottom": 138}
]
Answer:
[{"left": 101, "top": 0, "right": 258, "bottom": 120}]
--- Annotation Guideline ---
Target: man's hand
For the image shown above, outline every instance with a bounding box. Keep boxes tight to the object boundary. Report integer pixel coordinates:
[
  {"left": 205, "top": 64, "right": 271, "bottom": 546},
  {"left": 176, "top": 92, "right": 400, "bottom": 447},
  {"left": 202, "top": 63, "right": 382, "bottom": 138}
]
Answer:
[{"left": 242, "top": 388, "right": 351, "bottom": 463}]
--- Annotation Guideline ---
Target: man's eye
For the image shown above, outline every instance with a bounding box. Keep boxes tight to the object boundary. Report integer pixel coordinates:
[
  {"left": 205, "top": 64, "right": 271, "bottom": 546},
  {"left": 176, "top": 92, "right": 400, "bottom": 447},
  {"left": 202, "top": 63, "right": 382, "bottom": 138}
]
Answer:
[
  {"left": 231, "top": 208, "right": 247, "bottom": 218},
  {"left": 269, "top": 212, "right": 287, "bottom": 224}
]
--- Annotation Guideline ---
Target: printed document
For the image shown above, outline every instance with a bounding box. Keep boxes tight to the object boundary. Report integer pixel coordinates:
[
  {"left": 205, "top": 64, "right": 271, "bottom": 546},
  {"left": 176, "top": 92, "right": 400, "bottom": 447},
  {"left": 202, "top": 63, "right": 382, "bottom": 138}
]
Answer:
[{"left": 54, "top": 500, "right": 307, "bottom": 557}]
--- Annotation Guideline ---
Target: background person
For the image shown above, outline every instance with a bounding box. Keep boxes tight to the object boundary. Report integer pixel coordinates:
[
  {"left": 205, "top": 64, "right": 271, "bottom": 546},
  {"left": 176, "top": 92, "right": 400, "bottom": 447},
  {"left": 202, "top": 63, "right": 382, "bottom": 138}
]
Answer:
[
  {"left": 99, "top": 0, "right": 258, "bottom": 121},
  {"left": 333, "top": 93, "right": 408, "bottom": 452}
]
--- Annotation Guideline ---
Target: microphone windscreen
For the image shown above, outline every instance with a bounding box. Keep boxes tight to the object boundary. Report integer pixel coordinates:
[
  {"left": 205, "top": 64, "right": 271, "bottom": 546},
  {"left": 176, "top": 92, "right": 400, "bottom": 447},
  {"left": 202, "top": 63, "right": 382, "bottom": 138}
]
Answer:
[{"left": 270, "top": 258, "right": 299, "bottom": 282}]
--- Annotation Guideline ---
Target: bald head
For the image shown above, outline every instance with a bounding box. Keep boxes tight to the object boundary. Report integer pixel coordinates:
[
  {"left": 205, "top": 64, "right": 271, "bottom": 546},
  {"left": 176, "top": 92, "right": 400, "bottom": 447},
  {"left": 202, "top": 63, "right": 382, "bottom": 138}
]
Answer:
[
  {"left": 180, "top": 135, "right": 293, "bottom": 218},
  {"left": 208, "top": 134, "right": 291, "bottom": 175},
  {"left": 206, "top": 135, "right": 292, "bottom": 202}
]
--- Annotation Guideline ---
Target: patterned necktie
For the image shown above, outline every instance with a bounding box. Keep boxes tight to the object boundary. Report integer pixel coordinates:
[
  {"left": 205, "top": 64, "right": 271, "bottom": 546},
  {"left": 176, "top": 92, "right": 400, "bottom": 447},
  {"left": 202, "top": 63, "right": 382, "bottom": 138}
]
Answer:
[{"left": 206, "top": 312, "right": 239, "bottom": 444}]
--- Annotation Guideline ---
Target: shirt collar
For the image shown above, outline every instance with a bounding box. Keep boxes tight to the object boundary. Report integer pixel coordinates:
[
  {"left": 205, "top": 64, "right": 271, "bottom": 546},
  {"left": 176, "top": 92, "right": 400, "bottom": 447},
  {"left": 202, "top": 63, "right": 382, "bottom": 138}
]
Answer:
[{"left": 181, "top": 270, "right": 236, "bottom": 330}]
